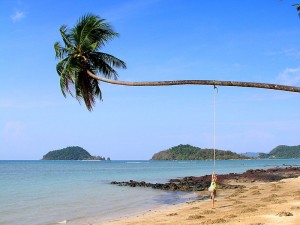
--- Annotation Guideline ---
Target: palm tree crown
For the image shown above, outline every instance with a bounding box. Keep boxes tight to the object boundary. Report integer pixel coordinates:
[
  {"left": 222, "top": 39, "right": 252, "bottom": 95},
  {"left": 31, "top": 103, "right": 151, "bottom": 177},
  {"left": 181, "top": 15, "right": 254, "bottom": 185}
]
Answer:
[{"left": 54, "top": 14, "right": 126, "bottom": 111}]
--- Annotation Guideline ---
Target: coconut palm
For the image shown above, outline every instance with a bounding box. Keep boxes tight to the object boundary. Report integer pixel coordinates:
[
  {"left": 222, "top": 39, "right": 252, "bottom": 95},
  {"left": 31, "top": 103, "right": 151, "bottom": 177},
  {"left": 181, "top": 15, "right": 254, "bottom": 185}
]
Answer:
[
  {"left": 54, "top": 14, "right": 126, "bottom": 111},
  {"left": 55, "top": 14, "right": 300, "bottom": 111}
]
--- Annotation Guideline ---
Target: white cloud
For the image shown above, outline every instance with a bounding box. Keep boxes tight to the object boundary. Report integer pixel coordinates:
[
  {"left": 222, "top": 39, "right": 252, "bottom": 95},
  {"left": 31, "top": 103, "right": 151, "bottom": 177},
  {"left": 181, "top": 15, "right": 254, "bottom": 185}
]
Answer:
[
  {"left": 275, "top": 67, "right": 300, "bottom": 86},
  {"left": 11, "top": 11, "right": 25, "bottom": 22},
  {"left": 267, "top": 48, "right": 300, "bottom": 57}
]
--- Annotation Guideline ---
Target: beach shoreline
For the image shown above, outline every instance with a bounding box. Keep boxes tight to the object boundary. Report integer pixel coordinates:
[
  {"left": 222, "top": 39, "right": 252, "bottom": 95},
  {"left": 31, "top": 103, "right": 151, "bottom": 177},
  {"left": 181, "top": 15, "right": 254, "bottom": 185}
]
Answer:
[{"left": 97, "top": 167, "right": 300, "bottom": 225}]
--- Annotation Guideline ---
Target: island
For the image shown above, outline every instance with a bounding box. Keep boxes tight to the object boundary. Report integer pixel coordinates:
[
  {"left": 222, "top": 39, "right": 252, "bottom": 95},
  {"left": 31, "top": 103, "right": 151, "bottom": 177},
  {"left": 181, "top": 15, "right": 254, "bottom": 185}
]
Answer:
[
  {"left": 258, "top": 145, "right": 300, "bottom": 159},
  {"left": 151, "top": 144, "right": 250, "bottom": 160},
  {"left": 42, "top": 146, "right": 109, "bottom": 160}
]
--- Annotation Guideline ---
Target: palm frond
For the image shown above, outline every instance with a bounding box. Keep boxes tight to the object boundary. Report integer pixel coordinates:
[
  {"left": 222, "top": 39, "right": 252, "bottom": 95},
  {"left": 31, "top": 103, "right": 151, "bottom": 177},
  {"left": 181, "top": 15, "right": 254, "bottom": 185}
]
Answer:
[
  {"left": 77, "top": 14, "right": 99, "bottom": 46},
  {"left": 60, "top": 74, "right": 74, "bottom": 98},
  {"left": 90, "top": 21, "right": 119, "bottom": 50},
  {"left": 73, "top": 71, "right": 102, "bottom": 111},
  {"left": 292, "top": 4, "right": 300, "bottom": 17},
  {"left": 90, "top": 61, "right": 118, "bottom": 80},
  {"left": 59, "top": 25, "right": 74, "bottom": 49},
  {"left": 57, "top": 58, "right": 75, "bottom": 97},
  {"left": 54, "top": 13, "right": 126, "bottom": 111},
  {"left": 88, "top": 52, "right": 126, "bottom": 79},
  {"left": 54, "top": 42, "right": 69, "bottom": 59},
  {"left": 93, "top": 52, "right": 126, "bottom": 69},
  {"left": 72, "top": 14, "right": 119, "bottom": 53}
]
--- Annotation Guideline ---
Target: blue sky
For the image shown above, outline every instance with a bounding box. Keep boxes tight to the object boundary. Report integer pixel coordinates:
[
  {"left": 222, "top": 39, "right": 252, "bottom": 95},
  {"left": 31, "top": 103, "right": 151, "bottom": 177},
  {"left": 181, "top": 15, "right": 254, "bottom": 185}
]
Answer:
[{"left": 1, "top": 0, "right": 300, "bottom": 160}]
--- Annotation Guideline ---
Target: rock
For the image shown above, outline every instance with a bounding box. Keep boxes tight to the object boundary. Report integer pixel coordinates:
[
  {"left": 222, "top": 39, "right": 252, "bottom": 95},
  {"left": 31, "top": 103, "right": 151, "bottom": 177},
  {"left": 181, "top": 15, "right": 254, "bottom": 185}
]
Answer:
[
  {"left": 276, "top": 211, "right": 293, "bottom": 217},
  {"left": 110, "top": 167, "right": 300, "bottom": 192}
]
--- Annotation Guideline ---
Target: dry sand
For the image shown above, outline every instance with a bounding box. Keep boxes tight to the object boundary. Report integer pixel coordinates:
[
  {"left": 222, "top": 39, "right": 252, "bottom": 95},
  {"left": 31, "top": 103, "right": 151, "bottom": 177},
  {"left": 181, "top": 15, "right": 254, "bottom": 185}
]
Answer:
[{"left": 99, "top": 176, "right": 300, "bottom": 225}]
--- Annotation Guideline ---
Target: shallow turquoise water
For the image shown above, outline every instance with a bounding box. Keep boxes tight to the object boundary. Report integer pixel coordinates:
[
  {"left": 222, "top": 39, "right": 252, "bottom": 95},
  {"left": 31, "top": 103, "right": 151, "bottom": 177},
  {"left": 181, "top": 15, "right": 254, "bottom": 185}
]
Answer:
[{"left": 0, "top": 159, "right": 299, "bottom": 225}]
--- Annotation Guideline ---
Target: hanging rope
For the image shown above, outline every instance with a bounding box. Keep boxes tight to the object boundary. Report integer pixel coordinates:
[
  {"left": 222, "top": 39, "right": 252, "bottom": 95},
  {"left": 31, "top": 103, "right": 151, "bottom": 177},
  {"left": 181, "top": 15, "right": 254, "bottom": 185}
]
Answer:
[
  {"left": 209, "top": 84, "right": 219, "bottom": 208},
  {"left": 213, "top": 84, "right": 218, "bottom": 173}
]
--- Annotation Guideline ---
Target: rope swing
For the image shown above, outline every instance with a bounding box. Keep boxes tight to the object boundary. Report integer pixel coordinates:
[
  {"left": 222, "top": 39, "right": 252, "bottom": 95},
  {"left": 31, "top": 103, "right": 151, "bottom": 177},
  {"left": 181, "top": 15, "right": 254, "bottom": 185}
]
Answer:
[
  {"left": 213, "top": 84, "right": 218, "bottom": 173},
  {"left": 209, "top": 84, "right": 218, "bottom": 208}
]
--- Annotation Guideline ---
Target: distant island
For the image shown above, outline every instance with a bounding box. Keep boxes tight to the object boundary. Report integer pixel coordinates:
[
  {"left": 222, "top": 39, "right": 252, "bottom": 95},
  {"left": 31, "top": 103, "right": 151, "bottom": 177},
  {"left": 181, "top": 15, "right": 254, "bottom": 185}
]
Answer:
[
  {"left": 42, "top": 146, "right": 110, "bottom": 160},
  {"left": 240, "top": 152, "right": 260, "bottom": 158},
  {"left": 152, "top": 144, "right": 300, "bottom": 160},
  {"left": 258, "top": 145, "right": 300, "bottom": 159},
  {"left": 151, "top": 144, "right": 250, "bottom": 160}
]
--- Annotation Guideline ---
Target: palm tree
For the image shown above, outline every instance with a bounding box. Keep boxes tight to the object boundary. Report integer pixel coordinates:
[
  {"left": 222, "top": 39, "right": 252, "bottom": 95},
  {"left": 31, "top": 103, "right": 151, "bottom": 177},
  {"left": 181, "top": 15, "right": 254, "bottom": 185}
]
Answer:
[
  {"left": 54, "top": 14, "right": 126, "bottom": 111},
  {"left": 55, "top": 14, "right": 300, "bottom": 111}
]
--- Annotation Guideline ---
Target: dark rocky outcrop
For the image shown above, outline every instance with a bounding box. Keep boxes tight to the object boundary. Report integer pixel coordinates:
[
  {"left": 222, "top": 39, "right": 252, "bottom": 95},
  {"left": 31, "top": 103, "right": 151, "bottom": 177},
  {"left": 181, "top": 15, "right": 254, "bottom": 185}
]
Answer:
[{"left": 111, "top": 167, "right": 300, "bottom": 192}]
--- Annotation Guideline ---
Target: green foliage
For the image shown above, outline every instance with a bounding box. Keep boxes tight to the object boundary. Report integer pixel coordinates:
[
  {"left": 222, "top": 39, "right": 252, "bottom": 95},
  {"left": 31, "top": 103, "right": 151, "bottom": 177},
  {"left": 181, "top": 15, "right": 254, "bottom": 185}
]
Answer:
[
  {"left": 55, "top": 14, "right": 126, "bottom": 111},
  {"left": 268, "top": 145, "right": 300, "bottom": 159},
  {"left": 151, "top": 144, "right": 250, "bottom": 160},
  {"left": 42, "top": 146, "right": 106, "bottom": 160},
  {"left": 258, "top": 152, "right": 269, "bottom": 159},
  {"left": 257, "top": 145, "right": 300, "bottom": 159}
]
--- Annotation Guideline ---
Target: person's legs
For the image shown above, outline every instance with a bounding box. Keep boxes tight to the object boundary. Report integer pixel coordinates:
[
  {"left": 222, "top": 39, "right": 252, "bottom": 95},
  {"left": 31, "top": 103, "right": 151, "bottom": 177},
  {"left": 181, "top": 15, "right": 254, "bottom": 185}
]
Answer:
[{"left": 211, "top": 190, "right": 216, "bottom": 208}]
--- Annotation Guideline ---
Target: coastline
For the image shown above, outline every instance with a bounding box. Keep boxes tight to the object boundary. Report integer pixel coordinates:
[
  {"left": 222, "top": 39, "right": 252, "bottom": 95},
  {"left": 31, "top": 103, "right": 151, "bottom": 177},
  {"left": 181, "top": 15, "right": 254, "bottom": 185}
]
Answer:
[
  {"left": 2, "top": 160, "right": 300, "bottom": 225},
  {"left": 98, "top": 167, "right": 300, "bottom": 225}
]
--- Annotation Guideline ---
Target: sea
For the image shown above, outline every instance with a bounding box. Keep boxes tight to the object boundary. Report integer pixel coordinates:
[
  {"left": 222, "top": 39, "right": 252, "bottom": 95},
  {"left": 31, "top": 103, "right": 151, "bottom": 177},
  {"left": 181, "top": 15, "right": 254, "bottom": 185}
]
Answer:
[{"left": 1, "top": 159, "right": 299, "bottom": 225}]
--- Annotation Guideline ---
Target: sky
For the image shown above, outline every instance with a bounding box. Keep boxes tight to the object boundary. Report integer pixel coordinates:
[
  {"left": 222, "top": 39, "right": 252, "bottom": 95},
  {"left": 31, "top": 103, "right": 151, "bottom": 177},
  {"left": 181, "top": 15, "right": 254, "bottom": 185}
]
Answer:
[{"left": 1, "top": 0, "right": 300, "bottom": 160}]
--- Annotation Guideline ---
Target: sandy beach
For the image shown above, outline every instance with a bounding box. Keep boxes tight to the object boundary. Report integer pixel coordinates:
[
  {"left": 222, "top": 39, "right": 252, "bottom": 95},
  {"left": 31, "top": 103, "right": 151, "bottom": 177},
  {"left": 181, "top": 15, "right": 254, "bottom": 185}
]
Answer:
[{"left": 100, "top": 170, "right": 300, "bottom": 225}]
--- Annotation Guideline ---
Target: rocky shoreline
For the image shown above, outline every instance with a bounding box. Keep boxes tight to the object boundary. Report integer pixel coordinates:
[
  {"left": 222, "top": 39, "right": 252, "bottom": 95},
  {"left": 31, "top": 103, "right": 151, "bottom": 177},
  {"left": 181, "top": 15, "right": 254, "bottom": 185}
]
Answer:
[{"left": 111, "top": 166, "right": 300, "bottom": 192}]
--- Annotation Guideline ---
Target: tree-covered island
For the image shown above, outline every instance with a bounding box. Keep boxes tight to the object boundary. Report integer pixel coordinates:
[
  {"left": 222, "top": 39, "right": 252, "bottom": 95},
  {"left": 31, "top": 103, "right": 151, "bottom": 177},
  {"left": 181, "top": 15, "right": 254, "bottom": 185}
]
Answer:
[
  {"left": 42, "top": 146, "right": 109, "bottom": 160},
  {"left": 258, "top": 145, "right": 300, "bottom": 159},
  {"left": 151, "top": 144, "right": 250, "bottom": 160},
  {"left": 151, "top": 144, "right": 300, "bottom": 160}
]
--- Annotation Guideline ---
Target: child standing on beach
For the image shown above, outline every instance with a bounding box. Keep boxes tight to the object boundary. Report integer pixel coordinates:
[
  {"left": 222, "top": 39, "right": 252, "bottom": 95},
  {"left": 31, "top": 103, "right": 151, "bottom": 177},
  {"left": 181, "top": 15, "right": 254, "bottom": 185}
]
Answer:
[{"left": 208, "top": 172, "right": 217, "bottom": 208}]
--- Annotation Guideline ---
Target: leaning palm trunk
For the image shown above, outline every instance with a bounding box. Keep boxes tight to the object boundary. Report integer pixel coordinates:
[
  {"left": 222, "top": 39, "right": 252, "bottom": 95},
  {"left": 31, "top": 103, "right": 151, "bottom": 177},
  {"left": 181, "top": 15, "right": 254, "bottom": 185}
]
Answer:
[
  {"left": 87, "top": 70, "right": 300, "bottom": 93},
  {"left": 55, "top": 14, "right": 300, "bottom": 111}
]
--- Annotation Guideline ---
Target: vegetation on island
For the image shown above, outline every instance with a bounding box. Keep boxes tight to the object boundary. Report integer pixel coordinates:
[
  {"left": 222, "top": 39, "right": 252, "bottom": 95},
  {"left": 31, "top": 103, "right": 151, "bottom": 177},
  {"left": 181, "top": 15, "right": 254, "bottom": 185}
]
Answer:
[
  {"left": 151, "top": 144, "right": 250, "bottom": 160},
  {"left": 151, "top": 144, "right": 300, "bottom": 160},
  {"left": 240, "top": 152, "right": 260, "bottom": 158},
  {"left": 258, "top": 145, "right": 300, "bottom": 159},
  {"left": 42, "top": 146, "right": 109, "bottom": 160}
]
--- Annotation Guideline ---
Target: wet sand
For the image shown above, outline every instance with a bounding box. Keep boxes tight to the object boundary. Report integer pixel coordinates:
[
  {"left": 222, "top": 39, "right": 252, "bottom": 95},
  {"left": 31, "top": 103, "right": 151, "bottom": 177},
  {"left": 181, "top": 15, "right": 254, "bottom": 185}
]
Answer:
[{"left": 99, "top": 169, "right": 300, "bottom": 225}]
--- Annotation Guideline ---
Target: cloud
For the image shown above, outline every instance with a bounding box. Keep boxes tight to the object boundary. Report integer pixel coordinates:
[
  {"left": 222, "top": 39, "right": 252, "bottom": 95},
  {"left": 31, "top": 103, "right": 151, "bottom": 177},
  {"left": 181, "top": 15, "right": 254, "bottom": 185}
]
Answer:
[
  {"left": 267, "top": 48, "right": 300, "bottom": 57},
  {"left": 274, "top": 67, "right": 300, "bottom": 86},
  {"left": 11, "top": 11, "right": 25, "bottom": 22}
]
